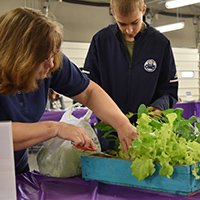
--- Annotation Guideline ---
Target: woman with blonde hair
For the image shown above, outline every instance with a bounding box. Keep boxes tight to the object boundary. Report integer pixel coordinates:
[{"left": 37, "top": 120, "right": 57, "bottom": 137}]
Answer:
[{"left": 0, "top": 7, "right": 138, "bottom": 174}]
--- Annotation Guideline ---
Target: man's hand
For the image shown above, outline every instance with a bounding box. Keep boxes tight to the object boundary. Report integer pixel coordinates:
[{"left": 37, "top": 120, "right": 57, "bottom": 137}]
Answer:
[{"left": 148, "top": 106, "right": 162, "bottom": 119}]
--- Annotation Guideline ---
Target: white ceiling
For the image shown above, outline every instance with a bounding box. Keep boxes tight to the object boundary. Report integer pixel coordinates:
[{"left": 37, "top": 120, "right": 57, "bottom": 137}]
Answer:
[
  {"left": 60, "top": 0, "right": 200, "bottom": 16},
  {"left": 145, "top": 0, "right": 200, "bottom": 16}
]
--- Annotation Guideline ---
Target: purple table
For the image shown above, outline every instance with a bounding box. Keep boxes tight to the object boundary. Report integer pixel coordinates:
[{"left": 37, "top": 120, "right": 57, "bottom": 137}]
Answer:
[
  {"left": 173, "top": 101, "right": 200, "bottom": 119},
  {"left": 16, "top": 108, "right": 200, "bottom": 199},
  {"left": 40, "top": 109, "right": 98, "bottom": 124},
  {"left": 42, "top": 101, "right": 200, "bottom": 122},
  {"left": 194, "top": 101, "right": 200, "bottom": 118},
  {"left": 16, "top": 171, "right": 200, "bottom": 199},
  {"left": 42, "top": 102, "right": 200, "bottom": 122}
]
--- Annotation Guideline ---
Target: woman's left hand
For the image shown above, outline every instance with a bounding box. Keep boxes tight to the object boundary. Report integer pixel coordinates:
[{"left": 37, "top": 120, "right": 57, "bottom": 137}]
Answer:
[{"left": 116, "top": 122, "right": 139, "bottom": 152}]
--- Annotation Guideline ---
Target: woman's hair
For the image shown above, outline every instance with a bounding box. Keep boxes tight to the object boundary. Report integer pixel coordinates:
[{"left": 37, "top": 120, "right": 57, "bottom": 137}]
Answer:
[
  {"left": 0, "top": 7, "right": 63, "bottom": 95},
  {"left": 110, "top": 0, "right": 144, "bottom": 16}
]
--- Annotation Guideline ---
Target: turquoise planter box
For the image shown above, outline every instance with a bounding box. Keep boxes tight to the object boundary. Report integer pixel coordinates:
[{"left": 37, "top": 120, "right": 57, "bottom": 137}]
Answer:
[{"left": 81, "top": 155, "right": 200, "bottom": 196}]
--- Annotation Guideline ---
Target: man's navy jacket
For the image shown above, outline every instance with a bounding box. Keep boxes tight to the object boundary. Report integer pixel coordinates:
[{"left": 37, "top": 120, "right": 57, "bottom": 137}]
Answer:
[{"left": 84, "top": 22, "right": 178, "bottom": 124}]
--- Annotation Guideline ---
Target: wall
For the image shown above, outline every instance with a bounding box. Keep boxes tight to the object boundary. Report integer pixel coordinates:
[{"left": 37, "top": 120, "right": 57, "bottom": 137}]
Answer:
[
  {"left": 1, "top": 0, "right": 198, "bottom": 48},
  {"left": 61, "top": 41, "right": 90, "bottom": 106},
  {"left": 152, "top": 13, "right": 198, "bottom": 48},
  {"left": 0, "top": 0, "right": 41, "bottom": 15},
  {"left": 61, "top": 41, "right": 200, "bottom": 104},
  {"left": 172, "top": 48, "right": 199, "bottom": 101},
  {"left": 49, "top": 1, "right": 114, "bottom": 42},
  {"left": 0, "top": 0, "right": 199, "bottom": 102}
]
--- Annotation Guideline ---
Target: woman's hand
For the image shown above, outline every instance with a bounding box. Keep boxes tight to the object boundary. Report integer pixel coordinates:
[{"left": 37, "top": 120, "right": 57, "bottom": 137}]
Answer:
[
  {"left": 116, "top": 122, "right": 139, "bottom": 152},
  {"left": 56, "top": 122, "right": 97, "bottom": 150},
  {"left": 12, "top": 121, "right": 97, "bottom": 151}
]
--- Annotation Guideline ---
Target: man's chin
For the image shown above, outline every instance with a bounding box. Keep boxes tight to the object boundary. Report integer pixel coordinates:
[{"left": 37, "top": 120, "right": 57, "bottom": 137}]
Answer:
[{"left": 125, "top": 37, "right": 134, "bottom": 42}]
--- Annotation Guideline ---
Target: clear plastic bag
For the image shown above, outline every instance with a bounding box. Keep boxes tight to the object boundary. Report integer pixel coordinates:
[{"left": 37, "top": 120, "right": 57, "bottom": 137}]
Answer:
[{"left": 37, "top": 103, "right": 101, "bottom": 178}]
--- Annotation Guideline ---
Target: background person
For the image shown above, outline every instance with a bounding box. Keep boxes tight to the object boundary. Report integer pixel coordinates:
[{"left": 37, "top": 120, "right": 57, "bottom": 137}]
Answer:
[
  {"left": 83, "top": 0, "right": 178, "bottom": 151},
  {"left": 47, "top": 88, "right": 66, "bottom": 110}
]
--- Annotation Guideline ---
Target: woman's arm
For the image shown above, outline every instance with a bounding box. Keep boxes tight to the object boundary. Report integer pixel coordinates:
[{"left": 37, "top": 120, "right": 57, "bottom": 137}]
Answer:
[
  {"left": 72, "top": 80, "right": 138, "bottom": 152},
  {"left": 12, "top": 121, "right": 97, "bottom": 151},
  {"left": 12, "top": 80, "right": 137, "bottom": 152}
]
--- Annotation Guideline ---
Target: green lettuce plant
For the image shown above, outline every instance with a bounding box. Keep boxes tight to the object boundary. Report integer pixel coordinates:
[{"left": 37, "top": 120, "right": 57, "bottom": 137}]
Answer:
[{"left": 95, "top": 104, "right": 200, "bottom": 181}]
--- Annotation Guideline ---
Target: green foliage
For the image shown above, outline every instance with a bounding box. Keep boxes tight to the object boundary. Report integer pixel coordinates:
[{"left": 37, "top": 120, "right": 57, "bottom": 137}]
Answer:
[
  {"left": 95, "top": 112, "right": 134, "bottom": 149},
  {"left": 96, "top": 104, "right": 200, "bottom": 182},
  {"left": 137, "top": 104, "right": 200, "bottom": 143}
]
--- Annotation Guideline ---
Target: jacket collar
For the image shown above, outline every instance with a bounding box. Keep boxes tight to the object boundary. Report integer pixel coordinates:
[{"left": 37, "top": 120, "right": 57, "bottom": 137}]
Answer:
[{"left": 110, "top": 22, "right": 158, "bottom": 41}]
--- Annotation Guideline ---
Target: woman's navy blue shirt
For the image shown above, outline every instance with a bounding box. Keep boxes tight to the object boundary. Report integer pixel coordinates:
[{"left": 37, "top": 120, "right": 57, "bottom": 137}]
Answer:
[{"left": 0, "top": 54, "right": 90, "bottom": 174}]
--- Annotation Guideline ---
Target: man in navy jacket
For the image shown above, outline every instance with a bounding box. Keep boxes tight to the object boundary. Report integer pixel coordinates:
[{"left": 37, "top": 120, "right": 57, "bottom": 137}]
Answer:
[{"left": 84, "top": 0, "right": 178, "bottom": 151}]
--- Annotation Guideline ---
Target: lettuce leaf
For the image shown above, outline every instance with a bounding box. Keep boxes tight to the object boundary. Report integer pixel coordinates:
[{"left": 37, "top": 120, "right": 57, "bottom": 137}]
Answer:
[{"left": 96, "top": 104, "right": 200, "bottom": 181}]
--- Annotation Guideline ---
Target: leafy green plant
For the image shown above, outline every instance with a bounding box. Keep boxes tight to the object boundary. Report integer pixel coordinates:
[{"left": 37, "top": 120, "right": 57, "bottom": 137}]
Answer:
[
  {"left": 95, "top": 104, "right": 200, "bottom": 181},
  {"left": 95, "top": 112, "right": 134, "bottom": 149}
]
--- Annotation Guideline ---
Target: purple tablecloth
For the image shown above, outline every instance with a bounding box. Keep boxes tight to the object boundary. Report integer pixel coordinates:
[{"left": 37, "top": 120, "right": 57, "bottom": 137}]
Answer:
[
  {"left": 21, "top": 106, "right": 200, "bottom": 199},
  {"left": 16, "top": 171, "right": 200, "bottom": 200},
  {"left": 41, "top": 102, "right": 200, "bottom": 122},
  {"left": 173, "top": 101, "right": 200, "bottom": 119},
  {"left": 40, "top": 109, "right": 98, "bottom": 124},
  {"left": 173, "top": 102, "right": 196, "bottom": 119},
  {"left": 194, "top": 102, "right": 200, "bottom": 118}
]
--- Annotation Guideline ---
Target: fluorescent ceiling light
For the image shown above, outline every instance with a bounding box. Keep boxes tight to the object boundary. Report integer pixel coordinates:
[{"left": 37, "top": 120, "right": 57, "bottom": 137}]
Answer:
[
  {"left": 165, "top": 0, "right": 200, "bottom": 9},
  {"left": 155, "top": 21, "right": 185, "bottom": 33}
]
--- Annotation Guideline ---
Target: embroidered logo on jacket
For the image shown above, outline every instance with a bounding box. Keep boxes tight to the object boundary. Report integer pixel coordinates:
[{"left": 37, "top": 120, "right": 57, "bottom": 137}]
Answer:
[{"left": 144, "top": 59, "right": 157, "bottom": 72}]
